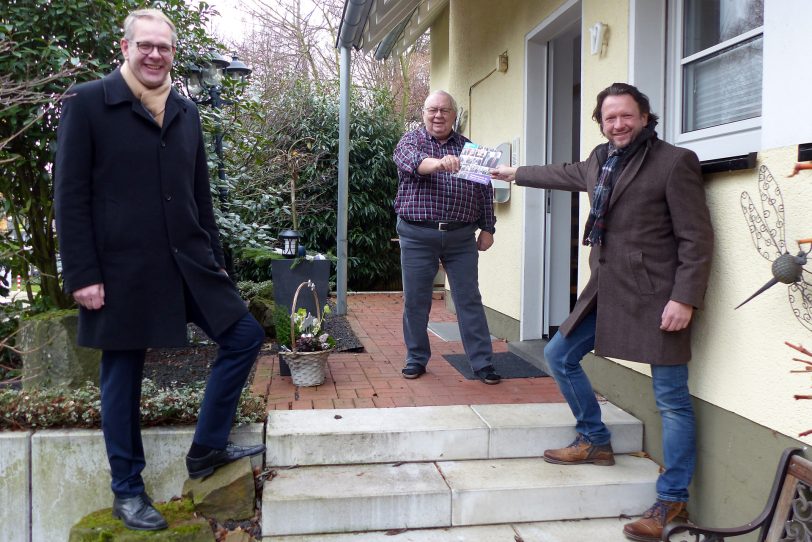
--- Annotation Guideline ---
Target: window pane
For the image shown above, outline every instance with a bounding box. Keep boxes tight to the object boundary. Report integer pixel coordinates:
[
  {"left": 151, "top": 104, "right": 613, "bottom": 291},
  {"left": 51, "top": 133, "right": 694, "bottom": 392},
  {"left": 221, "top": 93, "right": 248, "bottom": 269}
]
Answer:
[
  {"left": 683, "top": 0, "right": 763, "bottom": 56},
  {"left": 682, "top": 36, "right": 762, "bottom": 132}
]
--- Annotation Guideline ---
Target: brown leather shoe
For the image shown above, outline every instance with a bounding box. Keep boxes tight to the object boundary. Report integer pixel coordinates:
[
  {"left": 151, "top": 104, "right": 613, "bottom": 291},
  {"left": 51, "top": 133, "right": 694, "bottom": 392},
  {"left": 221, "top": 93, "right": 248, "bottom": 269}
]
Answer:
[
  {"left": 543, "top": 433, "right": 615, "bottom": 466},
  {"left": 623, "top": 500, "right": 688, "bottom": 541}
]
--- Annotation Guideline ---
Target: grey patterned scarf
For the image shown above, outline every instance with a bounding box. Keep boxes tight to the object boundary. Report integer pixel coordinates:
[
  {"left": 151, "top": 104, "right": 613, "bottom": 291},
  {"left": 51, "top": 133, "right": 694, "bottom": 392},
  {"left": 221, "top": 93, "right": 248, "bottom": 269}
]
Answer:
[{"left": 582, "top": 121, "right": 657, "bottom": 246}]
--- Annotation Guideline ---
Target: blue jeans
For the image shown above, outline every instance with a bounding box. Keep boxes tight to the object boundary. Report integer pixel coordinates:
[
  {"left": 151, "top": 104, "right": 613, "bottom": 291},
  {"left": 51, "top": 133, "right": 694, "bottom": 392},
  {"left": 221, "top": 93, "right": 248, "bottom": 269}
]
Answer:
[
  {"left": 544, "top": 309, "right": 695, "bottom": 502},
  {"left": 397, "top": 218, "right": 493, "bottom": 371}
]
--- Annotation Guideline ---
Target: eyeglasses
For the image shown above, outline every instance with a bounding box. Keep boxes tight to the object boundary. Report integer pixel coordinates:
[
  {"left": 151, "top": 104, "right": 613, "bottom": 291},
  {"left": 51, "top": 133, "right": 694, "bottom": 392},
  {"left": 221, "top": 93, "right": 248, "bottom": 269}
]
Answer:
[
  {"left": 423, "top": 107, "right": 454, "bottom": 116},
  {"left": 132, "top": 41, "right": 175, "bottom": 57}
]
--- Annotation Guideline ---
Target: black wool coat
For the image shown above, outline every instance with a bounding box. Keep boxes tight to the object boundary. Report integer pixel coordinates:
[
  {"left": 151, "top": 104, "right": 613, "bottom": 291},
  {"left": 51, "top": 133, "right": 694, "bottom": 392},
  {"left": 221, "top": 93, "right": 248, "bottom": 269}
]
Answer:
[{"left": 54, "top": 69, "right": 247, "bottom": 349}]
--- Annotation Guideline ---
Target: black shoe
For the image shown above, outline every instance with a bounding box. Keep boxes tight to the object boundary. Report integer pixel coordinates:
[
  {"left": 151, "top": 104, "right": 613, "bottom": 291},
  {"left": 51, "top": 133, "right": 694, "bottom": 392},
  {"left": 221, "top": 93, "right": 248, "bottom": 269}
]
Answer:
[
  {"left": 112, "top": 492, "right": 168, "bottom": 531},
  {"left": 474, "top": 365, "right": 501, "bottom": 385},
  {"left": 186, "top": 442, "right": 266, "bottom": 479},
  {"left": 401, "top": 362, "right": 426, "bottom": 379}
]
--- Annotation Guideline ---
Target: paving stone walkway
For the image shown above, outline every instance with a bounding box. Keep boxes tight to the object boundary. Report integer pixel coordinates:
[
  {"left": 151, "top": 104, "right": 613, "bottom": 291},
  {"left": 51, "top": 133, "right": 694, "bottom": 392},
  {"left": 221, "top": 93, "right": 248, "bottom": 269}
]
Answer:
[{"left": 252, "top": 293, "right": 565, "bottom": 410}]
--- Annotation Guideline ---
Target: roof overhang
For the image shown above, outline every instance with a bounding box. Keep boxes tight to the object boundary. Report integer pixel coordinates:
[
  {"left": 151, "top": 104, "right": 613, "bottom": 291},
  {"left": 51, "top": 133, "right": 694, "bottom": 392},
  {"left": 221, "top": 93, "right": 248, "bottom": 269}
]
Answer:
[{"left": 337, "top": 0, "right": 447, "bottom": 59}]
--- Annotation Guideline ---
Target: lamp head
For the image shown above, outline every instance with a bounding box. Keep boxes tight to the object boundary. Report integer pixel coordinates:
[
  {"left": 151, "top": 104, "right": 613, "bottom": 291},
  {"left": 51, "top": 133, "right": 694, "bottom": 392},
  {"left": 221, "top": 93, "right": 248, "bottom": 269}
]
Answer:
[{"left": 279, "top": 229, "right": 301, "bottom": 257}]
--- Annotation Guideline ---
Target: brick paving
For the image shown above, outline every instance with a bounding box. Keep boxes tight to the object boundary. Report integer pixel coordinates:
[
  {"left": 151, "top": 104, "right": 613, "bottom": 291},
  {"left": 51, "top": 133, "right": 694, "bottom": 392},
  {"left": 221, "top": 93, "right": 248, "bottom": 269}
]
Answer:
[{"left": 251, "top": 293, "right": 565, "bottom": 410}]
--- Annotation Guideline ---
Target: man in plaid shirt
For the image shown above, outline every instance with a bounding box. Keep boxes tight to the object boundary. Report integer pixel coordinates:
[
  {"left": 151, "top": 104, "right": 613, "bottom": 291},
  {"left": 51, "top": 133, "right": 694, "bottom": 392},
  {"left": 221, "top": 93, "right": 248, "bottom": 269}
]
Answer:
[{"left": 393, "top": 90, "right": 499, "bottom": 384}]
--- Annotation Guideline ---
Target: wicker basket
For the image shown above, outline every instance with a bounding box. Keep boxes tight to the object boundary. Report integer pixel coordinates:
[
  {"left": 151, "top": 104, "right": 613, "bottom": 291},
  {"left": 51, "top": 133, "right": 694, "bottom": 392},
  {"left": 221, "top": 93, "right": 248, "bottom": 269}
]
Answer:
[
  {"left": 285, "top": 281, "right": 332, "bottom": 387},
  {"left": 285, "top": 349, "right": 330, "bottom": 386}
]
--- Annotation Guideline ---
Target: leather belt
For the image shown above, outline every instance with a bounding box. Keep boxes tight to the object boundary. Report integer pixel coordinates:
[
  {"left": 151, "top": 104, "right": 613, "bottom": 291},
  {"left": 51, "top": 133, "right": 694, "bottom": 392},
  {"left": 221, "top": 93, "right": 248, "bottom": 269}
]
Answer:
[{"left": 403, "top": 219, "right": 472, "bottom": 232}]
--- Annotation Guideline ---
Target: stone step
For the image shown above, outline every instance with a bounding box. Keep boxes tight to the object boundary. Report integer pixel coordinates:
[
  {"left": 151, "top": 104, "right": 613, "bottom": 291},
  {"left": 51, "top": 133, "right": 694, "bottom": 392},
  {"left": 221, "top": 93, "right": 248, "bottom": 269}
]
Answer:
[
  {"left": 263, "top": 518, "right": 637, "bottom": 541},
  {"left": 261, "top": 455, "right": 659, "bottom": 536},
  {"left": 265, "top": 403, "right": 642, "bottom": 466}
]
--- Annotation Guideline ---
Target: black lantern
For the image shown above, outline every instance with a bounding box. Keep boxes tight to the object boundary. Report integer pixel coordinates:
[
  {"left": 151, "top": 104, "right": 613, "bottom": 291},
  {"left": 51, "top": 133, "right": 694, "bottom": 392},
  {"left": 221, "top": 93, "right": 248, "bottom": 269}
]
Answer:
[
  {"left": 182, "top": 52, "right": 252, "bottom": 277},
  {"left": 279, "top": 229, "right": 300, "bottom": 257},
  {"left": 225, "top": 55, "right": 252, "bottom": 82}
]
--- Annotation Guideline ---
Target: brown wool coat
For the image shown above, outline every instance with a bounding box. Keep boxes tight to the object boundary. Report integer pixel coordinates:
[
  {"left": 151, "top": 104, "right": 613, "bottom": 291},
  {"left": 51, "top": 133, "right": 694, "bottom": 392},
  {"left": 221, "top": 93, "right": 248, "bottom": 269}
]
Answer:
[{"left": 516, "top": 138, "right": 713, "bottom": 365}]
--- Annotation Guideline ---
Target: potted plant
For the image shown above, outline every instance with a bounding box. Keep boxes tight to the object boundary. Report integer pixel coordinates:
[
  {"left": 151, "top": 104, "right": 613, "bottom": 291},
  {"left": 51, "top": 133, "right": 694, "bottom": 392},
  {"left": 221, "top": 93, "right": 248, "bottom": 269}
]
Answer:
[{"left": 280, "top": 281, "right": 336, "bottom": 387}]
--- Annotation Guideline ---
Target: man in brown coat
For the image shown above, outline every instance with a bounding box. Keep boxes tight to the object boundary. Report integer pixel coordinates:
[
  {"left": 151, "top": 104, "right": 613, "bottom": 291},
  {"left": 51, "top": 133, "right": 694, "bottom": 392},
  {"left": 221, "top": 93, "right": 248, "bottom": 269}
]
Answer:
[{"left": 491, "top": 83, "right": 713, "bottom": 542}]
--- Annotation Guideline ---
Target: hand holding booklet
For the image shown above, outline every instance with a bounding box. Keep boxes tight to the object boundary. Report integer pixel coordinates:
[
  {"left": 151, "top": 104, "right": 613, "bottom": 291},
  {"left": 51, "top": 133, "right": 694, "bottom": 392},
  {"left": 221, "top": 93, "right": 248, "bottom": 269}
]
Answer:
[{"left": 454, "top": 142, "right": 502, "bottom": 185}]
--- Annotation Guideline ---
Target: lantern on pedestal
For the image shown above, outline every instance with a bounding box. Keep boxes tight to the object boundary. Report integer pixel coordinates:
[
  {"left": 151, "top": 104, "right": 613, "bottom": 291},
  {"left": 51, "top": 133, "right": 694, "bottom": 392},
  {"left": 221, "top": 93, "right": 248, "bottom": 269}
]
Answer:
[{"left": 279, "top": 229, "right": 301, "bottom": 257}]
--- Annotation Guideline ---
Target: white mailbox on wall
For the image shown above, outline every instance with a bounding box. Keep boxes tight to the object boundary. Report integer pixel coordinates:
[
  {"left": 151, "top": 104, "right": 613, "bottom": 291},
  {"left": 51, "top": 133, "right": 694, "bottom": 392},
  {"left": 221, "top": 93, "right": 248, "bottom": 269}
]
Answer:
[{"left": 493, "top": 142, "right": 512, "bottom": 203}]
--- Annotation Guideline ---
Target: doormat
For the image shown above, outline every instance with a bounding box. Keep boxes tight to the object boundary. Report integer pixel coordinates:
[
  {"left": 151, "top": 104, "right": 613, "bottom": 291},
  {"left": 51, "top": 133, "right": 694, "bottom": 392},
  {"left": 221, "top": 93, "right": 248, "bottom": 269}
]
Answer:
[{"left": 442, "top": 352, "right": 548, "bottom": 380}]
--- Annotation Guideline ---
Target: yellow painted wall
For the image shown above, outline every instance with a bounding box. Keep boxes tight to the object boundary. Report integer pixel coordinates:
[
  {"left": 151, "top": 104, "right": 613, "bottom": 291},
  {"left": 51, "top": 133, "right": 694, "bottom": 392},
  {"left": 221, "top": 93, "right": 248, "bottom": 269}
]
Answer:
[
  {"left": 581, "top": 1, "right": 629, "bottom": 152},
  {"left": 709, "top": 148, "right": 812, "bottom": 442},
  {"left": 581, "top": 0, "right": 812, "bottom": 445},
  {"left": 428, "top": 0, "right": 812, "bottom": 445},
  {"left": 433, "top": 0, "right": 634, "bottom": 321},
  {"left": 615, "top": 146, "right": 812, "bottom": 445},
  {"left": 430, "top": 7, "right": 450, "bottom": 92},
  {"left": 440, "top": 0, "right": 567, "bottom": 320},
  {"left": 579, "top": 1, "right": 630, "bottom": 291}
]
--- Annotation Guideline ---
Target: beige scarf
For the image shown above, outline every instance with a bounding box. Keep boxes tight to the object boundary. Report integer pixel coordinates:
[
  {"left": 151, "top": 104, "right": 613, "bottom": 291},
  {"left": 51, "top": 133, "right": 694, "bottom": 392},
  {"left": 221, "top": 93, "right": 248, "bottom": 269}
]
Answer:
[{"left": 120, "top": 61, "right": 171, "bottom": 127}]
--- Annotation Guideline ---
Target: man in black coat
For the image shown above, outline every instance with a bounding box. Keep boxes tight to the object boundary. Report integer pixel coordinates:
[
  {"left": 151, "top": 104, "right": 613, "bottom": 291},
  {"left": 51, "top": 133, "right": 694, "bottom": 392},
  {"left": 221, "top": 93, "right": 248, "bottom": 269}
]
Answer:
[{"left": 54, "top": 9, "right": 265, "bottom": 531}]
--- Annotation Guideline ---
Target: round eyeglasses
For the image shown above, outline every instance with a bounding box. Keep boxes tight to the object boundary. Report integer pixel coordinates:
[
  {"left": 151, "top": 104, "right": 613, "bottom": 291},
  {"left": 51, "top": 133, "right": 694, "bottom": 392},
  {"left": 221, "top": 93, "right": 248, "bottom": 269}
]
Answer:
[
  {"left": 132, "top": 41, "right": 175, "bottom": 57},
  {"left": 423, "top": 107, "right": 454, "bottom": 116}
]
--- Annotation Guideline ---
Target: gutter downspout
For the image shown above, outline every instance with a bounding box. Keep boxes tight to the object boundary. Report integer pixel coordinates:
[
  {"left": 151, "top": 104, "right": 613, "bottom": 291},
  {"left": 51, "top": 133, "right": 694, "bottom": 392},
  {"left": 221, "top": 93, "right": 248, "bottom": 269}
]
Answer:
[
  {"left": 335, "top": 0, "right": 368, "bottom": 315},
  {"left": 336, "top": 45, "right": 350, "bottom": 316}
]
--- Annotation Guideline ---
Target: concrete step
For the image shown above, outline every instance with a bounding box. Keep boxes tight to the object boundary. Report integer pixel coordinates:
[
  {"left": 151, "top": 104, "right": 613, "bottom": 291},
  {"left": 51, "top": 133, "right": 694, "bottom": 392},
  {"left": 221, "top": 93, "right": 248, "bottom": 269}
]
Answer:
[
  {"left": 441, "top": 455, "right": 657, "bottom": 526},
  {"left": 261, "top": 455, "right": 659, "bottom": 536},
  {"left": 263, "top": 461, "right": 450, "bottom": 536},
  {"left": 265, "top": 403, "right": 643, "bottom": 467},
  {"left": 263, "top": 517, "right": 636, "bottom": 541}
]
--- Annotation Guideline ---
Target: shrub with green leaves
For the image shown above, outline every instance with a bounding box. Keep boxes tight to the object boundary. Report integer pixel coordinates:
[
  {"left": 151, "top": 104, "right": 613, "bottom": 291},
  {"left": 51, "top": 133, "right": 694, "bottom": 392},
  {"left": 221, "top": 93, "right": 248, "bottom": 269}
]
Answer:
[
  {"left": 0, "top": 0, "right": 221, "bottom": 310},
  {"left": 0, "top": 380, "right": 265, "bottom": 431},
  {"left": 226, "top": 81, "right": 403, "bottom": 290},
  {"left": 237, "top": 279, "right": 275, "bottom": 302},
  {"left": 234, "top": 247, "right": 286, "bottom": 283},
  {"left": 273, "top": 304, "right": 293, "bottom": 348},
  {"left": 294, "top": 87, "right": 403, "bottom": 291}
]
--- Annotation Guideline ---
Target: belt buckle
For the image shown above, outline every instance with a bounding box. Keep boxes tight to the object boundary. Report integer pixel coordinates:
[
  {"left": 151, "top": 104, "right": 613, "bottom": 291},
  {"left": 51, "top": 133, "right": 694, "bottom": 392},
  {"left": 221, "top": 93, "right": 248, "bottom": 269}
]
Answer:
[{"left": 438, "top": 222, "right": 449, "bottom": 231}]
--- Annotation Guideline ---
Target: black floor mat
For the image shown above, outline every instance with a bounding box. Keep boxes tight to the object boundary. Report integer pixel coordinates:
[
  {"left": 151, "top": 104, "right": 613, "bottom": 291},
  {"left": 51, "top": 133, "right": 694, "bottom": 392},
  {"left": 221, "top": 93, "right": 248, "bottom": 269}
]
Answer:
[{"left": 442, "top": 351, "right": 548, "bottom": 380}]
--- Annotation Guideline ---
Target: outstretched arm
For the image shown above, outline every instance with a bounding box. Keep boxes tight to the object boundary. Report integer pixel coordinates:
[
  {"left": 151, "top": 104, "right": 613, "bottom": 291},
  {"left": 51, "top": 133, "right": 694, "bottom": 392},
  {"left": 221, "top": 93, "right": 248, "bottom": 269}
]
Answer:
[
  {"left": 419, "top": 155, "right": 461, "bottom": 175},
  {"left": 490, "top": 165, "right": 517, "bottom": 181}
]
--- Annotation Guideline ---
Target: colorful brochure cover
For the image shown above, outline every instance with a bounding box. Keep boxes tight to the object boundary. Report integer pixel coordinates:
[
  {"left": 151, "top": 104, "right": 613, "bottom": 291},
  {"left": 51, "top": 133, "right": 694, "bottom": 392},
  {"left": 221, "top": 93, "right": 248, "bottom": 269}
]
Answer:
[{"left": 454, "top": 142, "right": 501, "bottom": 185}]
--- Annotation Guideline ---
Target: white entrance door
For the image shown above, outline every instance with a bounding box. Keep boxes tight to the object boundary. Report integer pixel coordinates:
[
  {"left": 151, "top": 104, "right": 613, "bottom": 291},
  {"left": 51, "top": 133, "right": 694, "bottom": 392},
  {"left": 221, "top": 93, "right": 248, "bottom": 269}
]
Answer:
[{"left": 520, "top": 1, "right": 581, "bottom": 340}]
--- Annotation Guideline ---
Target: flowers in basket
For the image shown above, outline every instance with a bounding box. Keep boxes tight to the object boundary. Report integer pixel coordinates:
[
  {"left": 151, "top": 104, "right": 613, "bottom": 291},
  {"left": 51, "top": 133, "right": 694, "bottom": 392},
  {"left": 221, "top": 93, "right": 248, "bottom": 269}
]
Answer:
[{"left": 290, "top": 305, "right": 337, "bottom": 352}]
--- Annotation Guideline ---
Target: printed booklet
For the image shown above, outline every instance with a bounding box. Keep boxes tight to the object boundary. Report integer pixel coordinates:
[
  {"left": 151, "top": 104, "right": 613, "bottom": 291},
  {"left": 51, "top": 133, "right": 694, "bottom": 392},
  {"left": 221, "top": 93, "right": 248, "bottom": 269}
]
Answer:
[{"left": 454, "top": 142, "right": 501, "bottom": 185}]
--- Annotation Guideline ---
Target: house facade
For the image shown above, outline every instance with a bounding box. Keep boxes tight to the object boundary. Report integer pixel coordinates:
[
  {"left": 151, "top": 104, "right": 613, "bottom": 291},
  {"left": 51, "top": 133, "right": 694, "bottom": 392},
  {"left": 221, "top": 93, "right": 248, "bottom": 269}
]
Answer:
[{"left": 342, "top": 0, "right": 812, "bottom": 528}]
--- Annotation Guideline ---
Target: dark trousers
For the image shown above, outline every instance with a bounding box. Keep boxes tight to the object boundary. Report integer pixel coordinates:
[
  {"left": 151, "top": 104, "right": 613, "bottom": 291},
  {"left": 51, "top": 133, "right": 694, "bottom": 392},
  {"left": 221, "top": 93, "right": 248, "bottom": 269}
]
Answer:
[
  {"left": 396, "top": 218, "right": 493, "bottom": 371},
  {"left": 100, "top": 306, "right": 263, "bottom": 497}
]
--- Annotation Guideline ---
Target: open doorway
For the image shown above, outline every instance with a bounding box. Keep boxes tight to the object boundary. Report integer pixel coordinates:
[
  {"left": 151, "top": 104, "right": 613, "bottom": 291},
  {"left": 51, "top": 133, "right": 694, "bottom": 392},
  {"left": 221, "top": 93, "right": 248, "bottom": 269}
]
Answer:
[{"left": 520, "top": 1, "right": 581, "bottom": 341}]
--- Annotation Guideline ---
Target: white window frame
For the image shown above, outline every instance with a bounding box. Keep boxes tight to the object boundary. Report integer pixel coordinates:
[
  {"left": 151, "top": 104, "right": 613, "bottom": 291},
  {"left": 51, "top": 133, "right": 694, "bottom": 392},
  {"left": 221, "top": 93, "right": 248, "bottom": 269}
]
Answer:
[{"left": 665, "top": 0, "right": 763, "bottom": 160}]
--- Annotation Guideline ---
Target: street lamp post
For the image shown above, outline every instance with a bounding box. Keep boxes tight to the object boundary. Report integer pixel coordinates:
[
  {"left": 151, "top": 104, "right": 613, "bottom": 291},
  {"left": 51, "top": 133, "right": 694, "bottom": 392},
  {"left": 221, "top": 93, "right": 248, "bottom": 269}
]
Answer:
[{"left": 183, "top": 51, "right": 252, "bottom": 277}]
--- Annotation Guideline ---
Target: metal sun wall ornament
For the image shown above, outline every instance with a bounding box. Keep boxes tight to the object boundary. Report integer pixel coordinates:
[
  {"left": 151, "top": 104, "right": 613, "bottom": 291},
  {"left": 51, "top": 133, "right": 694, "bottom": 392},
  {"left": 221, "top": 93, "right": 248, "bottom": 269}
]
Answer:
[{"left": 737, "top": 165, "right": 812, "bottom": 332}]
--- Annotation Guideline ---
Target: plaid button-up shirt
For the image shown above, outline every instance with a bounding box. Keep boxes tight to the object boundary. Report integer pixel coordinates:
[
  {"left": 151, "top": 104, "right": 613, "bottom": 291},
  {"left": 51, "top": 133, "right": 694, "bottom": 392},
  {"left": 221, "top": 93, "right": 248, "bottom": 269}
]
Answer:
[{"left": 393, "top": 126, "right": 496, "bottom": 233}]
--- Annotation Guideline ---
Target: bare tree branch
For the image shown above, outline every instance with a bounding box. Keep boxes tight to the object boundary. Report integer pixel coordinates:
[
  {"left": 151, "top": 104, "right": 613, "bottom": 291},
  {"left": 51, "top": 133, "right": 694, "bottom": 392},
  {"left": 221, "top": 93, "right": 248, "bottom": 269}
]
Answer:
[
  {"left": 0, "top": 41, "right": 81, "bottom": 157},
  {"left": 232, "top": 0, "right": 429, "bottom": 124}
]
